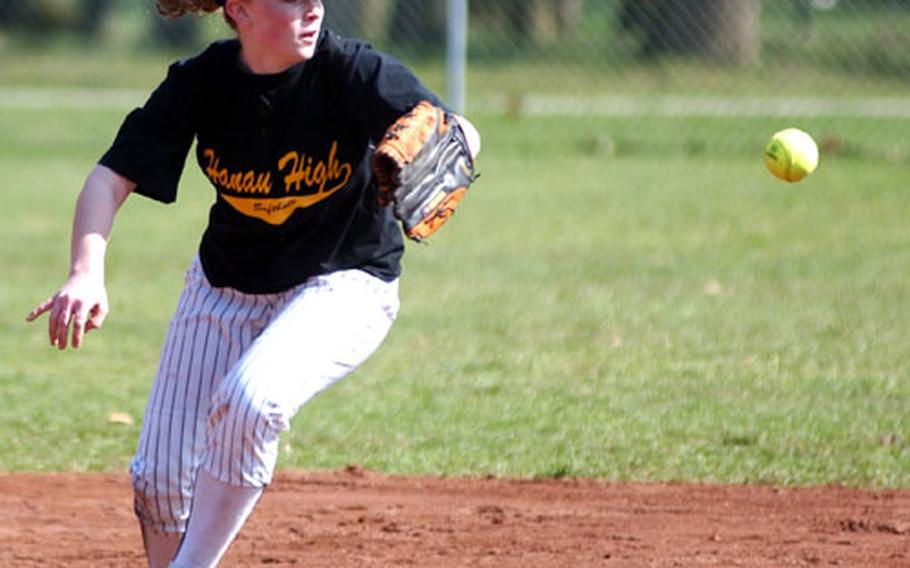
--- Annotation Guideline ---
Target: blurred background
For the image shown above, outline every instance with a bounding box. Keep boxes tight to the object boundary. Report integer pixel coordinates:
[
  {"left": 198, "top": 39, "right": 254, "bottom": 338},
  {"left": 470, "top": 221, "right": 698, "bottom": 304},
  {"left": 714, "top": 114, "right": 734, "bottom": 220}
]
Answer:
[
  {"left": 2, "top": 1, "right": 909, "bottom": 482},
  {"left": 1, "top": 0, "right": 908, "bottom": 162}
]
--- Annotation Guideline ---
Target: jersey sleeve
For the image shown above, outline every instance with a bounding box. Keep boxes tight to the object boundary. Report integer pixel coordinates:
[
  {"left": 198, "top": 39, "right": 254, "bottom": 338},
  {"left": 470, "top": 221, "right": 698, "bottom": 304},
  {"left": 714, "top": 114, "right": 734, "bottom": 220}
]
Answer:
[
  {"left": 99, "top": 59, "right": 199, "bottom": 204},
  {"left": 331, "top": 37, "right": 444, "bottom": 143}
]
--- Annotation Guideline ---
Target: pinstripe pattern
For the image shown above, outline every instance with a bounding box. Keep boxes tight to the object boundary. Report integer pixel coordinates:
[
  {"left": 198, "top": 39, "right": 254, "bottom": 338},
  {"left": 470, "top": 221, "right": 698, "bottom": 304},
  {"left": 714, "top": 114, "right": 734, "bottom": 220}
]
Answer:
[{"left": 131, "top": 258, "right": 399, "bottom": 533}]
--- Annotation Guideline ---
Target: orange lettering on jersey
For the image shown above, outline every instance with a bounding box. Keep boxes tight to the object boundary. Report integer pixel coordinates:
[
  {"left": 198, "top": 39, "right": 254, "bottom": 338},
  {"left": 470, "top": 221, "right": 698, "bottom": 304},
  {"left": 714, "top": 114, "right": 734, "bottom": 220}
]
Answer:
[
  {"left": 203, "top": 149, "right": 273, "bottom": 195},
  {"left": 220, "top": 195, "right": 306, "bottom": 225},
  {"left": 278, "top": 141, "right": 352, "bottom": 198},
  {"left": 203, "top": 143, "right": 352, "bottom": 226}
]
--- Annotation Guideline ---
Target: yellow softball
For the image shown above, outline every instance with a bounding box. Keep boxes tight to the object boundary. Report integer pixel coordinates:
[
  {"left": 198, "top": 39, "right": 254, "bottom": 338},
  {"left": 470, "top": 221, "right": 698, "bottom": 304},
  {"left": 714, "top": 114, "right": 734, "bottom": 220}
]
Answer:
[{"left": 764, "top": 128, "right": 819, "bottom": 183}]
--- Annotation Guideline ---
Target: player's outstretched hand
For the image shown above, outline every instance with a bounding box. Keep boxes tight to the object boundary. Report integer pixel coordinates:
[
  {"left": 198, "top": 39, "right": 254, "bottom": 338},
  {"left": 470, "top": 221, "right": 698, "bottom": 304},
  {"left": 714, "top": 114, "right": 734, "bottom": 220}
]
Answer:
[{"left": 26, "top": 274, "right": 109, "bottom": 350}]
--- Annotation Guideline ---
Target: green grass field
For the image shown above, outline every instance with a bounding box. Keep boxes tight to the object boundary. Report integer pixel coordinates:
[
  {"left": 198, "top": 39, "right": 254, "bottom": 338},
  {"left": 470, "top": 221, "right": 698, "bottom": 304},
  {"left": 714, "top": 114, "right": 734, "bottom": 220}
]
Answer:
[{"left": 1, "top": 51, "right": 908, "bottom": 488}]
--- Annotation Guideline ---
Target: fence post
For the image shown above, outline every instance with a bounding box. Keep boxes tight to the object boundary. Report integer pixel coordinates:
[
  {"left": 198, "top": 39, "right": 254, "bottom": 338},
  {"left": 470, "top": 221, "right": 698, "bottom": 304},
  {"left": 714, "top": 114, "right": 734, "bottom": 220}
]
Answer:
[{"left": 446, "top": 0, "right": 468, "bottom": 114}]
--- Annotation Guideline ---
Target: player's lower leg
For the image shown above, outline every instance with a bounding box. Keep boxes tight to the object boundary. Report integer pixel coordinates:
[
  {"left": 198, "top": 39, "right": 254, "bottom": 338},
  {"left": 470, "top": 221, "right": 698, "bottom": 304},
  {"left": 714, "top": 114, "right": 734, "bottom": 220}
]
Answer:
[
  {"left": 139, "top": 522, "right": 182, "bottom": 568},
  {"left": 169, "top": 469, "right": 264, "bottom": 568}
]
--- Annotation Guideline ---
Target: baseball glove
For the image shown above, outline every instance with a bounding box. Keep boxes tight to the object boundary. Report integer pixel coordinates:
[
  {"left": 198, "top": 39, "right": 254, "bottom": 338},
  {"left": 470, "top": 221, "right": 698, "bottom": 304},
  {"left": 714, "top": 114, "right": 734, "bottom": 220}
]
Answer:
[{"left": 373, "top": 101, "right": 477, "bottom": 242}]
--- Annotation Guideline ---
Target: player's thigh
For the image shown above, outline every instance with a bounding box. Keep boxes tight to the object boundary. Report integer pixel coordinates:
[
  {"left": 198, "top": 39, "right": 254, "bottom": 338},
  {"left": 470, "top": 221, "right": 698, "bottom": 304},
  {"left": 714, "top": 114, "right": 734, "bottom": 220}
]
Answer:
[
  {"left": 146, "top": 259, "right": 270, "bottom": 417},
  {"left": 216, "top": 269, "right": 399, "bottom": 424}
]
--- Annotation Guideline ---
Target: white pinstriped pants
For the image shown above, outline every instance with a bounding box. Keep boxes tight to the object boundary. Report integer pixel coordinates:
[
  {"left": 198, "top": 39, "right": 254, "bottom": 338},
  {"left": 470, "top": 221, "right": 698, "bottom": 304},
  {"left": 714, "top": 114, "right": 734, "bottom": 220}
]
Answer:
[{"left": 130, "top": 258, "right": 399, "bottom": 533}]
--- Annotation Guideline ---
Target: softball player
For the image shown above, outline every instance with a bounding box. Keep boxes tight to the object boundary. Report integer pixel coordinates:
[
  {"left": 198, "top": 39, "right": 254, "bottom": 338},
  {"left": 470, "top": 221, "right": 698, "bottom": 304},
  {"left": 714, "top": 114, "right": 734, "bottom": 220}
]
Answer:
[{"left": 26, "top": 1, "right": 481, "bottom": 566}]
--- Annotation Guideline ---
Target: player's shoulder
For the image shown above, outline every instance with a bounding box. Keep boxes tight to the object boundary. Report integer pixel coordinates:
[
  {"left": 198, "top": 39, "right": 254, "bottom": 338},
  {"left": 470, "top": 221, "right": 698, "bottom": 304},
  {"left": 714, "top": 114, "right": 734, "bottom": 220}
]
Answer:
[{"left": 312, "top": 29, "right": 383, "bottom": 67}]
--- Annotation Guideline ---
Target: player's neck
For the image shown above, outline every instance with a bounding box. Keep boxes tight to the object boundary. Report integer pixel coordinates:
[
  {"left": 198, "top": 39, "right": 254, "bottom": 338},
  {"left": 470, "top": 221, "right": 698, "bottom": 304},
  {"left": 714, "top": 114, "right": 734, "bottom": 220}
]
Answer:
[{"left": 238, "top": 45, "right": 301, "bottom": 75}]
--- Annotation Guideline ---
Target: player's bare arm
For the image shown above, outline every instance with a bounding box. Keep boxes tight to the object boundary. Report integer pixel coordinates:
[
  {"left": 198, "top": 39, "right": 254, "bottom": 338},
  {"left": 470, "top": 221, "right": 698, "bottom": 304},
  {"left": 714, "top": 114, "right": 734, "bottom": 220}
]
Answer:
[{"left": 26, "top": 164, "right": 135, "bottom": 350}]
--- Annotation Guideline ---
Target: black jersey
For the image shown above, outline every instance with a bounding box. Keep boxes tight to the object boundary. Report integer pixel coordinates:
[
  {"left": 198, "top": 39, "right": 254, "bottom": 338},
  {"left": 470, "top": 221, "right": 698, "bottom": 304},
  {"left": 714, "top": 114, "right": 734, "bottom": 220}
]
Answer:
[{"left": 100, "top": 31, "right": 441, "bottom": 294}]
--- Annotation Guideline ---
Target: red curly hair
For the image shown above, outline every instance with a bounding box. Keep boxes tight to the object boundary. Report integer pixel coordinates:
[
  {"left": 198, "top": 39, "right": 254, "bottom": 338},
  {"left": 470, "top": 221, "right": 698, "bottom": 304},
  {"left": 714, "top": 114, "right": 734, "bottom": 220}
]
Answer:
[{"left": 156, "top": 0, "right": 223, "bottom": 18}]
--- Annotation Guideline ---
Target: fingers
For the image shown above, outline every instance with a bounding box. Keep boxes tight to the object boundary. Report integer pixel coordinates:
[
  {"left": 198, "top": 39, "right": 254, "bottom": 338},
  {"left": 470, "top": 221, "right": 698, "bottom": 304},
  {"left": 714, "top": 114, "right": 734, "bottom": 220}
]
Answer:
[
  {"left": 87, "top": 303, "right": 108, "bottom": 330},
  {"left": 28, "top": 285, "right": 108, "bottom": 350},
  {"left": 71, "top": 308, "right": 87, "bottom": 349},
  {"left": 63, "top": 300, "right": 107, "bottom": 350},
  {"left": 78, "top": 304, "right": 108, "bottom": 348},
  {"left": 25, "top": 297, "right": 55, "bottom": 323},
  {"left": 28, "top": 295, "right": 64, "bottom": 347},
  {"left": 39, "top": 295, "right": 94, "bottom": 350},
  {"left": 53, "top": 298, "right": 78, "bottom": 350},
  {"left": 46, "top": 294, "right": 65, "bottom": 347}
]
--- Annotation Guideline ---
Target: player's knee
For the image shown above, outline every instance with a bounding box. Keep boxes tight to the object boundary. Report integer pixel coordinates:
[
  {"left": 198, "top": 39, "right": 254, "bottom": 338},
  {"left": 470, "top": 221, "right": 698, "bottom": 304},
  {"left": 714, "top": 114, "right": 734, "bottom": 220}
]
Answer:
[
  {"left": 212, "top": 385, "right": 291, "bottom": 439},
  {"left": 207, "top": 389, "right": 290, "bottom": 485},
  {"left": 130, "top": 456, "right": 192, "bottom": 532}
]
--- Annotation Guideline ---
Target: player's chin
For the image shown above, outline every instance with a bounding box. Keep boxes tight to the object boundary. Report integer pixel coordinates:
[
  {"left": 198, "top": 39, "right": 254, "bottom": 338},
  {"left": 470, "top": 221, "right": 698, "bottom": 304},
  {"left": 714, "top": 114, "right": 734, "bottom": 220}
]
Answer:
[
  {"left": 294, "top": 35, "right": 319, "bottom": 60},
  {"left": 291, "top": 44, "right": 317, "bottom": 62}
]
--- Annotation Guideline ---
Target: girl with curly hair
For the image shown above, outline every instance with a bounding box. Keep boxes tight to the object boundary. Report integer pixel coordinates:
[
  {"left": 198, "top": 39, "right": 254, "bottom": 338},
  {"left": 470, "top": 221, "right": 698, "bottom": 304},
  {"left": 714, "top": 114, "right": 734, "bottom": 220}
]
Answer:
[{"left": 27, "top": 1, "right": 480, "bottom": 566}]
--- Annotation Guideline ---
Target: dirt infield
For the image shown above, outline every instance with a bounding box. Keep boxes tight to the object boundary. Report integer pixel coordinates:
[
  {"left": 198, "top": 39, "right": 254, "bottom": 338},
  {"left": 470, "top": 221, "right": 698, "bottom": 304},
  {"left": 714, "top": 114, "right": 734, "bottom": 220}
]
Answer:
[{"left": 1, "top": 469, "right": 908, "bottom": 567}]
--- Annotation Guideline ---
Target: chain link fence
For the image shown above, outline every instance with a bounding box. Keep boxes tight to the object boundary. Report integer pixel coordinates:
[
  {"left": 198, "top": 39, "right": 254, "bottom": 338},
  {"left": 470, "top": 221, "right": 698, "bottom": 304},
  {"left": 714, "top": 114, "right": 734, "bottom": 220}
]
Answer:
[
  {"left": 352, "top": 0, "right": 910, "bottom": 161},
  {"left": 1, "top": 0, "right": 908, "bottom": 161}
]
